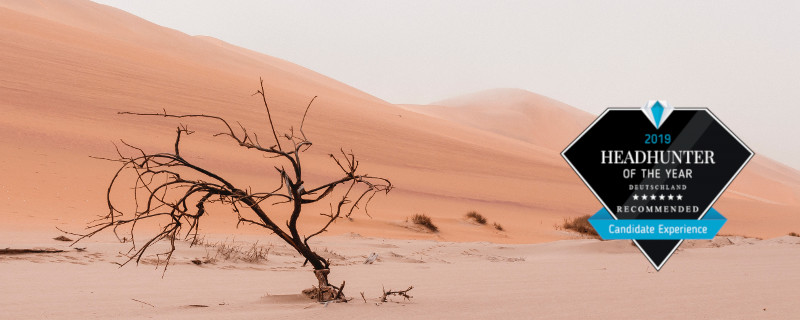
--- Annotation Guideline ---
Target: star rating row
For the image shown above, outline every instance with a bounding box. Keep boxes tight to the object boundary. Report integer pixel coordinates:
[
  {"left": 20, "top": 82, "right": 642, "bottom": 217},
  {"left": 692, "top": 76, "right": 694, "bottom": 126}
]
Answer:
[{"left": 632, "top": 194, "right": 683, "bottom": 201}]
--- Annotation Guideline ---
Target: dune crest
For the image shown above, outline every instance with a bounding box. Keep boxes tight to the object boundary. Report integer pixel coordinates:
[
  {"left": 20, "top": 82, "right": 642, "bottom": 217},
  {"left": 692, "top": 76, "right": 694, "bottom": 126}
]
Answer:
[{"left": 409, "top": 88, "right": 595, "bottom": 151}]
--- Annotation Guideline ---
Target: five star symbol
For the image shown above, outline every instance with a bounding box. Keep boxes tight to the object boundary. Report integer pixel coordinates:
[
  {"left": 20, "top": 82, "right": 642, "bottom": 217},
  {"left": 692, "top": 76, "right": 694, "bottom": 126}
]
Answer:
[{"left": 633, "top": 194, "right": 684, "bottom": 201}]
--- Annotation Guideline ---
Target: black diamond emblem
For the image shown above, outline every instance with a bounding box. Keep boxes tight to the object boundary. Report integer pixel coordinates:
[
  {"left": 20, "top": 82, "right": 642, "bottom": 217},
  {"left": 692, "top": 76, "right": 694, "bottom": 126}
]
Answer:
[{"left": 562, "top": 105, "right": 753, "bottom": 270}]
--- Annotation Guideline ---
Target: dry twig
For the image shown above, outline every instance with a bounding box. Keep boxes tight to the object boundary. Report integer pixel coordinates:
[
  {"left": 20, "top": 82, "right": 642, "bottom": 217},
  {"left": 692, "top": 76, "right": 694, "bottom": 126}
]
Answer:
[{"left": 381, "top": 286, "right": 414, "bottom": 302}]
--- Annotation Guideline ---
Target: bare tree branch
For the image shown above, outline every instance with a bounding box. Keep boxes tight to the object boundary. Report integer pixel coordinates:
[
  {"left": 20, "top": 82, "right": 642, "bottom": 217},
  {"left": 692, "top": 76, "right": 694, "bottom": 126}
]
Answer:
[
  {"left": 300, "top": 95, "right": 317, "bottom": 141},
  {"left": 253, "top": 77, "right": 282, "bottom": 152}
]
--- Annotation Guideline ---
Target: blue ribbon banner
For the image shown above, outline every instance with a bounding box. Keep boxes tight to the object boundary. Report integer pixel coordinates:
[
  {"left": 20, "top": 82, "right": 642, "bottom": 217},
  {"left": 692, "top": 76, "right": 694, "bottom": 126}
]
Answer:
[{"left": 589, "top": 208, "right": 726, "bottom": 240}]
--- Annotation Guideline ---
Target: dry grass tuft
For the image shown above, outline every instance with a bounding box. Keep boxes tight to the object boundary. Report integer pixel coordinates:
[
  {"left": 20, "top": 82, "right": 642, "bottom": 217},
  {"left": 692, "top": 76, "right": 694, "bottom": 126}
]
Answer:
[
  {"left": 562, "top": 214, "right": 599, "bottom": 238},
  {"left": 493, "top": 222, "right": 504, "bottom": 231},
  {"left": 241, "top": 242, "right": 272, "bottom": 263},
  {"left": 197, "top": 240, "right": 272, "bottom": 264},
  {"left": 412, "top": 214, "right": 438, "bottom": 232},
  {"left": 789, "top": 232, "right": 800, "bottom": 237},
  {"left": 465, "top": 211, "right": 487, "bottom": 224}
]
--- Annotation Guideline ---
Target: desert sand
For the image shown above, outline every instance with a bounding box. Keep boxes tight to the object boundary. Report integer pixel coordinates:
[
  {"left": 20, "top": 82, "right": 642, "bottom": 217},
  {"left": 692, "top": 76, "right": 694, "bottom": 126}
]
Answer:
[
  {"left": 3, "top": 232, "right": 800, "bottom": 319},
  {"left": 1, "top": 0, "right": 799, "bottom": 319}
]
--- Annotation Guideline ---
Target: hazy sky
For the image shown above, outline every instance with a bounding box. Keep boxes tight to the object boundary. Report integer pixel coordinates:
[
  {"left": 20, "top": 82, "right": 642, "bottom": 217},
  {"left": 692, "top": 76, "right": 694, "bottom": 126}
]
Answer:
[{"left": 93, "top": 0, "right": 800, "bottom": 169}]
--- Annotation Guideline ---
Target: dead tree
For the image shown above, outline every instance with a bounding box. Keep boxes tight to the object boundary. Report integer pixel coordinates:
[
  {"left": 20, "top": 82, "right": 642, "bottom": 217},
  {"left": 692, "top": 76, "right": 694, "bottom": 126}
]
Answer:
[{"left": 72, "top": 79, "right": 391, "bottom": 302}]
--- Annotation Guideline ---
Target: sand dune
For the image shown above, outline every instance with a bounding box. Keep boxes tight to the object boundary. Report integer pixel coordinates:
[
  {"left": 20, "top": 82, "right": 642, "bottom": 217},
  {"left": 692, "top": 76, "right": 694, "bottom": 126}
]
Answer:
[
  {"left": 1, "top": 0, "right": 798, "bottom": 244},
  {"left": 0, "top": 0, "right": 596, "bottom": 244}
]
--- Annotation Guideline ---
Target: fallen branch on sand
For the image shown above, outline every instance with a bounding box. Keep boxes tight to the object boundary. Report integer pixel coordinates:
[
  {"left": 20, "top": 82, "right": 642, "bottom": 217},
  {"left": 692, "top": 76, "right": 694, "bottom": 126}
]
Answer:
[
  {"left": 0, "top": 248, "right": 65, "bottom": 255},
  {"left": 131, "top": 298, "right": 155, "bottom": 308},
  {"left": 381, "top": 285, "right": 413, "bottom": 302}
]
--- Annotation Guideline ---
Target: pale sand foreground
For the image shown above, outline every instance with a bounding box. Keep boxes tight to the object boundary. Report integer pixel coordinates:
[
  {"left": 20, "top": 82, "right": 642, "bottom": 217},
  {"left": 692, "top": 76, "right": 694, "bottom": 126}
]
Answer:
[{"left": 2, "top": 232, "right": 798, "bottom": 319}]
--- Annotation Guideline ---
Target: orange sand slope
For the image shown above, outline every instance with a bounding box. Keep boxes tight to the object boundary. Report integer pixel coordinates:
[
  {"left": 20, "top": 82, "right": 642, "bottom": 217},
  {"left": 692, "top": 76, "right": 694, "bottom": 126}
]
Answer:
[{"left": 1, "top": 0, "right": 798, "bottom": 243}]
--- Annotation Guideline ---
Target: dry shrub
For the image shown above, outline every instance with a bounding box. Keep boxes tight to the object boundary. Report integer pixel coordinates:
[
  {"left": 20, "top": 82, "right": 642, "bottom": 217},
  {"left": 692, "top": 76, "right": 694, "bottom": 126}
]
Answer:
[
  {"left": 789, "top": 232, "right": 800, "bottom": 237},
  {"left": 562, "top": 214, "right": 599, "bottom": 238},
  {"left": 189, "top": 235, "right": 207, "bottom": 246},
  {"left": 493, "top": 222, "right": 504, "bottom": 231},
  {"left": 203, "top": 240, "right": 272, "bottom": 263},
  {"left": 412, "top": 214, "right": 438, "bottom": 232},
  {"left": 241, "top": 242, "right": 271, "bottom": 263},
  {"left": 214, "top": 242, "right": 239, "bottom": 261},
  {"left": 465, "top": 211, "right": 487, "bottom": 224}
]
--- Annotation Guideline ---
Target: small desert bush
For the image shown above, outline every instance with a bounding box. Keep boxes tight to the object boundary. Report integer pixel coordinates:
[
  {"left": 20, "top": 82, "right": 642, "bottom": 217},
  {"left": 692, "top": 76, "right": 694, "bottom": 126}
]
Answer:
[
  {"left": 202, "top": 240, "right": 272, "bottom": 263},
  {"left": 412, "top": 214, "right": 439, "bottom": 232},
  {"left": 241, "top": 242, "right": 272, "bottom": 263},
  {"left": 562, "top": 214, "right": 599, "bottom": 238},
  {"left": 189, "top": 235, "right": 207, "bottom": 246},
  {"left": 465, "top": 211, "right": 487, "bottom": 224},
  {"left": 789, "top": 232, "right": 800, "bottom": 237},
  {"left": 493, "top": 222, "right": 504, "bottom": 231},
  {"left": 53, "top": 235, "right": 73, "bottom": 242}
]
